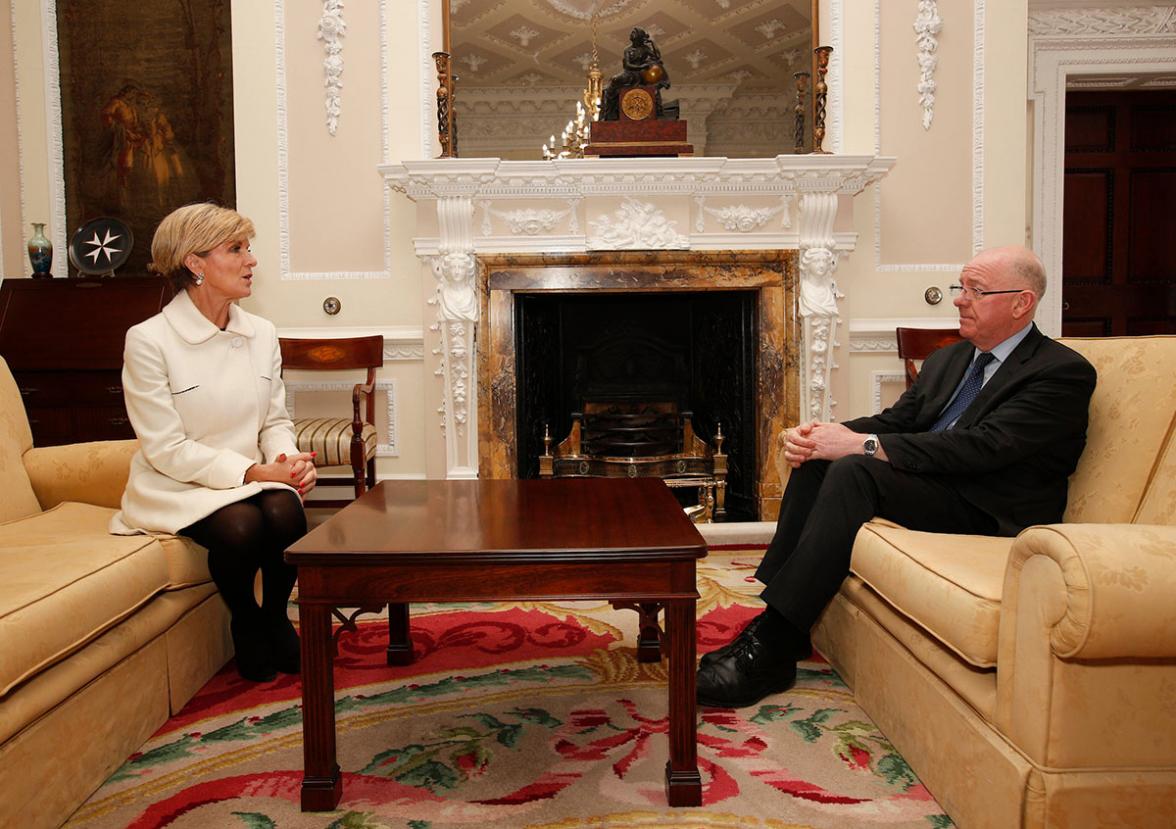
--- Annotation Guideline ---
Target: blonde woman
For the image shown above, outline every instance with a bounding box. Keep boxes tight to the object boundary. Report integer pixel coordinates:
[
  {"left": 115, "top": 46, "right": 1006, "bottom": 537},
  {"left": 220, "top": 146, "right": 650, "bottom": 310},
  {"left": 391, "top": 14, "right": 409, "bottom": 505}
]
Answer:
[{"left": 111, "top": 203, "right": 316, "bottom": 682}]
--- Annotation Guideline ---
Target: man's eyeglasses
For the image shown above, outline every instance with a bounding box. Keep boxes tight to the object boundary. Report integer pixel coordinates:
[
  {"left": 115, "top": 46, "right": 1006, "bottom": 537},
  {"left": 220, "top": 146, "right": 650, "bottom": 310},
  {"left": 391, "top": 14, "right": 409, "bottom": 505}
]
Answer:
[{"left": 948, "top": 284, "right": 1027, "bottom": 302}]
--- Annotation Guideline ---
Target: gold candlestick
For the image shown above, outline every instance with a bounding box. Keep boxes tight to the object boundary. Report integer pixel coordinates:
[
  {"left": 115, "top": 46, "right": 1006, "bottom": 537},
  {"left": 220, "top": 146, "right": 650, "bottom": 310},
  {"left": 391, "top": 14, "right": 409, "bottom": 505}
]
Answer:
[
  {"left": 433, "top": 51, "right": 457, "bottom": 158},
  {"left": 812, "top": 46, "right": 833, "bottom": 155}
]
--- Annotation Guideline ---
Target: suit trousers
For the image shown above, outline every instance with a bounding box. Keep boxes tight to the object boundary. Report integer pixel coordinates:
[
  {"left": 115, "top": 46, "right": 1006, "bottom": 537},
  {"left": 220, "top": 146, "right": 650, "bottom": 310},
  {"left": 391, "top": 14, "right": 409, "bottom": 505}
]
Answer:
[{"left": 757, "top": 456, "right": 997, "bottom": 632}]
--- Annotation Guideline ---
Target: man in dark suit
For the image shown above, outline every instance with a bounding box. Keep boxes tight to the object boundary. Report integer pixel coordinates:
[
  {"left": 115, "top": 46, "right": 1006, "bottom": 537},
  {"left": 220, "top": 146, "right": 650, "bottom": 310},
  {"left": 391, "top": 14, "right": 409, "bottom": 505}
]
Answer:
[{"left": 697, "top": 245, "right": 1097, "bottom": 708}]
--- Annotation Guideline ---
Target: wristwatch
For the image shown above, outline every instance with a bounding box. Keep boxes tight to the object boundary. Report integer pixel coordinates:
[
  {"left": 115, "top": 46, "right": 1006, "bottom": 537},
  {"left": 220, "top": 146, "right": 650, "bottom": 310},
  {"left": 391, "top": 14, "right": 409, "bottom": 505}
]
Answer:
[{"left": 863, "top": 434, "right": 880, "bottom": 457}]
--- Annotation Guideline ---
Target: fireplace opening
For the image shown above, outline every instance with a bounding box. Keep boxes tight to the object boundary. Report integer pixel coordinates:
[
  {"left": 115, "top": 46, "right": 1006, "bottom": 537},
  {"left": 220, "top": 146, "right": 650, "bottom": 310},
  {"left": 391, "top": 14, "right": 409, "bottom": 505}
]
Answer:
[{"left": 514, "top": 290, "right": 759, "bottom": 521}]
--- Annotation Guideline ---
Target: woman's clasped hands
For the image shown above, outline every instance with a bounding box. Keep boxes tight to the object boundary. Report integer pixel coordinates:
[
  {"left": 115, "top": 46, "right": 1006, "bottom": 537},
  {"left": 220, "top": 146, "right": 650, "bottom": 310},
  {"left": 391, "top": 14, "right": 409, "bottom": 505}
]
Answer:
[{"left": 244, "top": 451, "right": 318, "bottom": 498}]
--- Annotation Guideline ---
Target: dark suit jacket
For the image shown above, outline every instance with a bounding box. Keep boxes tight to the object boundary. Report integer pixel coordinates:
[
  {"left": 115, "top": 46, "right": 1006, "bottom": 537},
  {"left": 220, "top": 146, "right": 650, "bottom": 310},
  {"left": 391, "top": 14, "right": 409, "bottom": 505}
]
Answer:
[{"left": 842, "top": 324, "right": 1097, "bottom": 535}]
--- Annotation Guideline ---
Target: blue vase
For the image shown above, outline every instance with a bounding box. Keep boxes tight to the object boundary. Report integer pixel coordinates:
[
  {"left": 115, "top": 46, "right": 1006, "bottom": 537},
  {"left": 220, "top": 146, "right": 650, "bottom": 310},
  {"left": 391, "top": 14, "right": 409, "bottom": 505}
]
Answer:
[{"left": 28, "top": 222, "right": 53, "bottom": 278}]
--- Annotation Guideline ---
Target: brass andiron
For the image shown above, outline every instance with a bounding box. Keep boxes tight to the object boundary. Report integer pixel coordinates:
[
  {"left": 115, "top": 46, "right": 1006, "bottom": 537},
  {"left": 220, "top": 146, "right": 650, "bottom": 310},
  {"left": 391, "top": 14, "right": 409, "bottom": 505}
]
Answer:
[
  {"left": 433, "top": 50, "right": 457, "bottom": 158},
  {"left": 812, "top": 46, "right": 833, "bottom": 154},
  {"left": 793, "top": 71, "right": 810, "bottom": 154}
]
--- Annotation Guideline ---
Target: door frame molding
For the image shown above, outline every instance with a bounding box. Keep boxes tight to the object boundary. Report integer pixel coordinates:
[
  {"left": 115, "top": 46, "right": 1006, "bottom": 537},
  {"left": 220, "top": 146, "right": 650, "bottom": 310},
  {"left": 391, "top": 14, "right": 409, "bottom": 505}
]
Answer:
[{"left": 1029, "top": 22, "right": 1176, "bottom": 336}]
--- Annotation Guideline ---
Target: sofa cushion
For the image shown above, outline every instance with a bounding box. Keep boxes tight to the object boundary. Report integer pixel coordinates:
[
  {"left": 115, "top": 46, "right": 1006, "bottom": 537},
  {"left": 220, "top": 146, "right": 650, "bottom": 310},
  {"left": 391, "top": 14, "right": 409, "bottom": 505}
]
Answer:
[
  {"left": 1, "top": 502, "right": 212, "bottom": 590},
  {"left": 1059, "top": 336, "right": 1176, "bottom": 524},
  {"left": 0, "top": 504, "right": 180, "bottom": 697},
  {"left": 0, "top": 357, "right": 41, "bottom": 524},
  {"left": 851, "top": 521, "right": 1013, "bottom": 668}
]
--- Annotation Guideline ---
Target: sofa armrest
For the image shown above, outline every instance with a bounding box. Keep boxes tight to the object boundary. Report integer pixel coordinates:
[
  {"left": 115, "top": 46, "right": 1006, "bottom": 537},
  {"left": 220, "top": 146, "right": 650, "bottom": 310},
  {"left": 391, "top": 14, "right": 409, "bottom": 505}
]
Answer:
[
  {"left": 995, "top": 523, "right": 1176, "bottom": 764},
  {"left": 22, "top": 439, "right": 138, "bottom": 511},
  {"left": 1004, "top": 523, "right": 1176, "bottom": 660}
]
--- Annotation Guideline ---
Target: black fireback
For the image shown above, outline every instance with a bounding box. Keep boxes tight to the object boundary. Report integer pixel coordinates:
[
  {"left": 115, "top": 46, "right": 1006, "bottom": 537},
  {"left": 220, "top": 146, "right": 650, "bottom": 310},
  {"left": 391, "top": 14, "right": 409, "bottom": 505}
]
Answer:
[{"left": 515, "top": 290, "right": 758, "bottom": 520}]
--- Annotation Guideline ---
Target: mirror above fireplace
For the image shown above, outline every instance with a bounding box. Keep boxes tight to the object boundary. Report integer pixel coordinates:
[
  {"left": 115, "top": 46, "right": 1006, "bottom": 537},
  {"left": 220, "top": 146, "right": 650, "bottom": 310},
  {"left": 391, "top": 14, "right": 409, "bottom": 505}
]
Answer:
[{"left": 447, "top": 0, "right": 818, "bottom": 159}]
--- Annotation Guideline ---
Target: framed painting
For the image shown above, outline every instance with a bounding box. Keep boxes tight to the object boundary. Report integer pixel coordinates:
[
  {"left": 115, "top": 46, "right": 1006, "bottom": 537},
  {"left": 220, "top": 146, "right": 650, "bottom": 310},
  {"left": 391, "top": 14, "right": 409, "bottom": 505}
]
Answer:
[{"left": 57, "top": 0, "right": 235, "bottom": 276}]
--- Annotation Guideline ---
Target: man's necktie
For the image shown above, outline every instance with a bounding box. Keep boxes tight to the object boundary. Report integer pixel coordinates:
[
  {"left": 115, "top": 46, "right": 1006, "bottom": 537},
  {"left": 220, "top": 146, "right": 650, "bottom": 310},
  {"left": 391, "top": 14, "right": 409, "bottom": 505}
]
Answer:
[{"left": 930, "top": 352, "right": 996, "bottom": 432}]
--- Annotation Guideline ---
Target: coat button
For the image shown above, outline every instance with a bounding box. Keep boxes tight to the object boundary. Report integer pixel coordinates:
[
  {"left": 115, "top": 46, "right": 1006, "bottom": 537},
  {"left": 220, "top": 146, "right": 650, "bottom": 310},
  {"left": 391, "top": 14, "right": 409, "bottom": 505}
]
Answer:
[{"left": 231, "top": 337, "right": 243, "bottom": 348}]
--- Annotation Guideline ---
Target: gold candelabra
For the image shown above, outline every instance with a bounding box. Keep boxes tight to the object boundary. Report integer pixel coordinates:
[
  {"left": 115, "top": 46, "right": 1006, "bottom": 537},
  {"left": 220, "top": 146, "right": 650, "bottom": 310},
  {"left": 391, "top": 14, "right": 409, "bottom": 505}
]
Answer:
[{"left": 542, "top": 14, "right": 602, "bottom": 160}]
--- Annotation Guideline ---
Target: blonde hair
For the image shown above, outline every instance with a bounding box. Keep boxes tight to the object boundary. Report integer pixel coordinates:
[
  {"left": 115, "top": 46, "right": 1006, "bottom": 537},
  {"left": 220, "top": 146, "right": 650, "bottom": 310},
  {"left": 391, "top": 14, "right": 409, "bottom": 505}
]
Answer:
[{"left": 149, "top": 203, "right": 255, "bottom": 292}]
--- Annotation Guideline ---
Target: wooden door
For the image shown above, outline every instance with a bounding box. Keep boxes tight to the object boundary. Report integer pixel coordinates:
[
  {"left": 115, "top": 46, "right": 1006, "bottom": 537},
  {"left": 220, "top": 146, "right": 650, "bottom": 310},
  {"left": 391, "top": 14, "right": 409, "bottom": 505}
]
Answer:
[{"left": 1062, "top": 90, "right": 1176, "bottom": 336}]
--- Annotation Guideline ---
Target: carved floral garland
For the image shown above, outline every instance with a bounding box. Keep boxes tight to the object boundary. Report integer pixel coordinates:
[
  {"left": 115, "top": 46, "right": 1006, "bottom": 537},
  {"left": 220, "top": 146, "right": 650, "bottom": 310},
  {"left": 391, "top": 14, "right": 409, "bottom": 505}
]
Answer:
[
  {"left": 319, "top": 0, "right": 346, "bottom": 135},
  {"left": 913, "top": 0, "right": 941, "bottom": 131}
]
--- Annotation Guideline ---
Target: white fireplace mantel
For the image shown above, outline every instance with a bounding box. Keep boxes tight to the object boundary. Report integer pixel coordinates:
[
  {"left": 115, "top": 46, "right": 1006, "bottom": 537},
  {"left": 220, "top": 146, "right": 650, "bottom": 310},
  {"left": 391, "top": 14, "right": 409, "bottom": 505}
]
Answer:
[{"left": 380, "top": 155, "right": 894, "bottom": 479}]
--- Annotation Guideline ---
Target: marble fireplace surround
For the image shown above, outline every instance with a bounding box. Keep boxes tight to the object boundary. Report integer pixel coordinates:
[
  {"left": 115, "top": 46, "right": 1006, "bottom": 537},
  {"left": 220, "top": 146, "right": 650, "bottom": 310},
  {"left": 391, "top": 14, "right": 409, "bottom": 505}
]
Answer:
[
  {"left": 381, "top": 156, "right": 894, "bottom": 492},
  {"left": 479, "top": 251, "right": 794, "bottom": 519}
]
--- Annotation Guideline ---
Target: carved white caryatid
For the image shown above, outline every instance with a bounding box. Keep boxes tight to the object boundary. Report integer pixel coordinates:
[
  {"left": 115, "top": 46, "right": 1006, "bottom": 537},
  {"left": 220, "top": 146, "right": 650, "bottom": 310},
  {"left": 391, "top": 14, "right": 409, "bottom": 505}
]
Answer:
[
  {"left": 432, "top": 250, "right": 479, "bottom": 321},
  {"left": 797, "top": 188, "right": 842, "bottom": 423},
  {"left": 318, "top": 0, "right": 346, "bottom": 135},
  {"left": 429, "top": 251, "right": 478, "bottom": 470},
  {"left": 914, "top": 0, "right": 942, "bottom": 130},
  {"left": 799, "top": 245, "right": 841, "bottom": 422},
  {"left": 588, "top": 198, "right": 689, "bottom": 250}
]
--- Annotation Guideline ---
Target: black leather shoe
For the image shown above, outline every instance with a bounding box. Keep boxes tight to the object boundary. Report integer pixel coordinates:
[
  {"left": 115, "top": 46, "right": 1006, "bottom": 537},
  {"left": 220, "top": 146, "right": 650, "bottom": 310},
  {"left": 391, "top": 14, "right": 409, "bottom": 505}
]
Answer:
[
  {"left": 696, "top": 630, "right": 797, "bottom": 708},
  {"left": 699, "top": 614, "right": 764, "bottom": 668},
  {"left": 231, "top": 618, "right": 277, "bottom": 682},
  {"left": 266, "top": 615, "right": 301, "bottom": 674}
]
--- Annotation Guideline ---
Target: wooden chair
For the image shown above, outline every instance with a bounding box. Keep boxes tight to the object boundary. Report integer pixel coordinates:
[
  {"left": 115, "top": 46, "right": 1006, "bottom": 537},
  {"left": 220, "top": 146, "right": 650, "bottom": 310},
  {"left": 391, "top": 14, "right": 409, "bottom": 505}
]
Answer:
[
  {"left": 278, "top": 335, "right": 383, "bottom": 507},
  {"left": 895, "top": 327, "right": 964, "bottom": 388}
]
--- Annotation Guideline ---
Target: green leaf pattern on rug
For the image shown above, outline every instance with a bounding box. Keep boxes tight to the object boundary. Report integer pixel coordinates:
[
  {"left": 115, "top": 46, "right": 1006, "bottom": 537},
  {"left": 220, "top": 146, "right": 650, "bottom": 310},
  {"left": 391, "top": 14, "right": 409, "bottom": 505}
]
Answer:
[
  {"left": 927, "top": 815, "right": 955, "bottom": 828},
  {"left": 360, "top": 709, "right": 562, "bottom": 792},
  {"left": 747, "top": 703, "right": 920, "bottom": 793},
  {"left": 107, "top": 665, "right": 584, "bottom": 782},
  {"left": 325, "top": 812, "right": 395, "bottom": 829},
  {"left": 229, "top": 811, "right": 276, "bottom": 829}
]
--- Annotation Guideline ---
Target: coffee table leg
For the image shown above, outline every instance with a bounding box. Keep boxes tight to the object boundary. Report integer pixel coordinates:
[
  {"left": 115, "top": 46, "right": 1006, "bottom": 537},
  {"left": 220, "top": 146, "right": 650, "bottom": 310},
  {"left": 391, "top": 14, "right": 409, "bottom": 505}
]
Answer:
[
  {"left": 664, "top": 598, "right": 702, "bottom": 806},
  {"left": 300, "top": 602, "right": 342, "bottom": 811},
  {"left": 386, "top": 602, "right": 414, "bottom": 666}
]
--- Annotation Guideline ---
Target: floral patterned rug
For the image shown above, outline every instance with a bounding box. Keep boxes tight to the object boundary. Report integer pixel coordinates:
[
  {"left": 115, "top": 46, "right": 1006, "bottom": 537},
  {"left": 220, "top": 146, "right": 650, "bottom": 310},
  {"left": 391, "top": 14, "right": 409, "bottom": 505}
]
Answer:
[{"left": 64, "top": 548, "right": 953, "bottom": 829}]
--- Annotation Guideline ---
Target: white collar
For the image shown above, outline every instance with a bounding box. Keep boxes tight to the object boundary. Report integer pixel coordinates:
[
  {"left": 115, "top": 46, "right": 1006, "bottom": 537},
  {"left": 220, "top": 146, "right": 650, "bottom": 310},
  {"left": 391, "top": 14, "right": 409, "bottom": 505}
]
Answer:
[{"left": 162, "top": 288, "right": 256, "bottom": 344}]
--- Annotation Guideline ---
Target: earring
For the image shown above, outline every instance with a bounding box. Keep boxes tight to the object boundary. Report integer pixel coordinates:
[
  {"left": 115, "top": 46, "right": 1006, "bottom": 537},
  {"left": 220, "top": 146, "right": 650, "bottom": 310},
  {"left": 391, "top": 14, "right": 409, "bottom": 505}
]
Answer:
[{"left": 193, "top": 273, "right": 205, "bottom": 286}]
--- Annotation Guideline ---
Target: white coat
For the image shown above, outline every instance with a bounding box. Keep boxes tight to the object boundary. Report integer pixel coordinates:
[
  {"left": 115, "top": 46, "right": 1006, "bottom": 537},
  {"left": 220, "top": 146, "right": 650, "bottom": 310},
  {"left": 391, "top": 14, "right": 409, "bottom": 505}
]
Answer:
[{"left": 110, "top": 289, "right": 300, "bottom": 535}]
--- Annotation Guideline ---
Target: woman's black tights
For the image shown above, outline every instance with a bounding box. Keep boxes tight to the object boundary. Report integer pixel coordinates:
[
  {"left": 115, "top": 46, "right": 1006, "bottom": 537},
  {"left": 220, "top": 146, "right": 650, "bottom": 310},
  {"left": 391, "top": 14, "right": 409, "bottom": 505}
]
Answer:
[{"left": 181, "top": 490, "right": 306, "bottom": 678}]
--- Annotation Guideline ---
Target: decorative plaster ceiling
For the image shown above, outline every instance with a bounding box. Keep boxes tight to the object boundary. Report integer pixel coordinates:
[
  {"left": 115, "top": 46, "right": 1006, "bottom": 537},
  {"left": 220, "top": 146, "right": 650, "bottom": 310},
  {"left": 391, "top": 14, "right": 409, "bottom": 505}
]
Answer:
[{"left": 450, "top": 0, "right": 813, "bottom": 92}]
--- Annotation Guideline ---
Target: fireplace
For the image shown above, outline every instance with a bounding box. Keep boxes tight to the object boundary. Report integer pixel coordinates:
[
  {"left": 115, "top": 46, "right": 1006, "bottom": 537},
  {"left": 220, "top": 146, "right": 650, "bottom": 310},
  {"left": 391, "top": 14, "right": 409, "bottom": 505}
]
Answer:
[
  {"left": 476, "top": 251, "right": 799, "bottom": 520},
  {"left": 516, "top": 290, "right": 758, "bottom": 520}
]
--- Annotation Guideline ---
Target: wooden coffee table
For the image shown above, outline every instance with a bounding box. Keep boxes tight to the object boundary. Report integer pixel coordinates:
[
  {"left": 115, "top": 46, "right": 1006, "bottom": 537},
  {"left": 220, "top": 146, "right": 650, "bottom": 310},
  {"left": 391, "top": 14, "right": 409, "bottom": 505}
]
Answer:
[{"left": 285, "top": 477, "right": 707, "bottom": 811}]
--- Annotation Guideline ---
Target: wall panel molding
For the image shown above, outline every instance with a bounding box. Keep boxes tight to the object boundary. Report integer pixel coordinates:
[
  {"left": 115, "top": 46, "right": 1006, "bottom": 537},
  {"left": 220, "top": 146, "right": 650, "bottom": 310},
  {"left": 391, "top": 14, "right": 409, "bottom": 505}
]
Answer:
[
  {"left": 873, "top": 0, "right": 984, "bottom": 273},
  {"left": 275, "top": 0, "right": 391, "bottom": 281},
  {"left": 284, "top": 378, "right": 399, "bottom": 457}
]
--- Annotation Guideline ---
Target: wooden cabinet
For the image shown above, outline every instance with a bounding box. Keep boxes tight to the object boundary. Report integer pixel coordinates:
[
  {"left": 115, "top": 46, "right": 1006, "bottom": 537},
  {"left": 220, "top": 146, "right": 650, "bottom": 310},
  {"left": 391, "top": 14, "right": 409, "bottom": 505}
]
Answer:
[{"left": 0, "top": 277, "right": 172, "bottom": 446}]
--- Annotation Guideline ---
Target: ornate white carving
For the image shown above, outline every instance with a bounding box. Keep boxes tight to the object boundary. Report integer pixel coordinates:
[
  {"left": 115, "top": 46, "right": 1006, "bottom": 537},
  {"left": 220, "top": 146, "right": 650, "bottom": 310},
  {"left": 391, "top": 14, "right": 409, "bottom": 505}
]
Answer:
[
  {"left": 27, "top": 1, "right": 68, "bottom": 277},
  {"left": 509, "top": 25, "right": 540, "bottom": 47},
  {"left": 1029, "top": 7, "right": 1176, "bottom": 36},
  {"left": 318, "top": 0, "right": 346, "bottom": 135},
  {"left": 284, "top": 379, "right": 399, "bottom": 457},
  {"left": 703, "top": 199, "right": 792, "bottom": 233},
  {"left": 914, "top": 1, "right": 942, "bottom": 130},
  {"left": 542, "top": 0, "right": 637, "bottom": 21},
  {"left": 486, "top": 207, "right": 572, "bottom": 236},
  {"left": 588, "top": 198, "right": 690, "bottom": 250},
  {"left": 431, "top": 251, "right": 479, "bottom": 322},
  {"left": 426, "top": 251, "right": 479, "bottom": 475},
  {"left": 386, "top": 156, "right": 894, "bottom": 467},
  {"left": 798, "top": 191, "right": 842, "bottom": 422}
]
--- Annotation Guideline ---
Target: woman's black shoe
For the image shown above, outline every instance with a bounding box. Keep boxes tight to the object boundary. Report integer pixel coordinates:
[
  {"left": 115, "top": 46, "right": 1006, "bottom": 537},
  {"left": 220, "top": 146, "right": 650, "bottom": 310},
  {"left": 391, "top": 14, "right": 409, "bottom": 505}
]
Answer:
[
  {"left": 266, "top": 614, "right": 301, "bottom": 674},
  {"left": 230, "top": 618, "right": 277, "bottom": 682}
]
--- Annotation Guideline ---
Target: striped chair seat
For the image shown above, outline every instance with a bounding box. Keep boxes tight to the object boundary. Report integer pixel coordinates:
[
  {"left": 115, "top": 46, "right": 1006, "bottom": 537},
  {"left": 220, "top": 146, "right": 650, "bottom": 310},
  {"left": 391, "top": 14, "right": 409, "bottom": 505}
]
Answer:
[{"left": 292, "top": 417, "right": 378, "bottom": 467}]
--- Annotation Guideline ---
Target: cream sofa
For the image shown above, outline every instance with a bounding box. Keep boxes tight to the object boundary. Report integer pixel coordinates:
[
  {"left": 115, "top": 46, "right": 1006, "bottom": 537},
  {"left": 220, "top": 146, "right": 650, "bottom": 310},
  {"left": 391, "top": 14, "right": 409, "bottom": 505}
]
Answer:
[
  {"left": 794, "top": 336, "right": 1176, "bottom": 828},
  {"left": 0, "top": 356, "right": 232, "bottom": 829}
]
